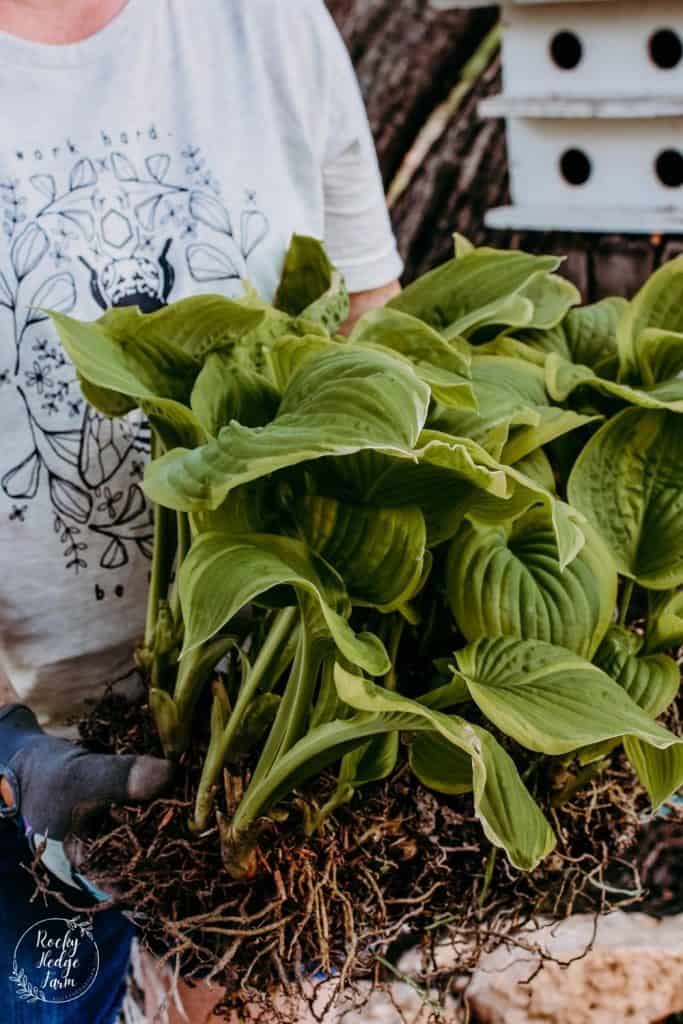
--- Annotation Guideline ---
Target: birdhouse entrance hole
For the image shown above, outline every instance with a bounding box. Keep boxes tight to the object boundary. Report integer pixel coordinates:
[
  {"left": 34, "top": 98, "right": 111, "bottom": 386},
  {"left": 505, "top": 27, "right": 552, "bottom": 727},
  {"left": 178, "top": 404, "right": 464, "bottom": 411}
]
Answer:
[
  {"left": 655, "top": 149, "right": 683, "bottom": 188},
  {"left": 550, "top": 30, "right": 583, "bottom": 71},
  {"left": 648, "top": 28, "right": 683, "bottom": 70},
  {"left": 560, "top": 148, "right": 592, "bottom": 186}
]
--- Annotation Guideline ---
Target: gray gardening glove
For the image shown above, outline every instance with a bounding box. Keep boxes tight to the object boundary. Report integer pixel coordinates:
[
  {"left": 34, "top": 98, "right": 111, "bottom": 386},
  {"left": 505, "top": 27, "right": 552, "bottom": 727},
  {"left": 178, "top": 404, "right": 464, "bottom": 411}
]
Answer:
[{"left": 0, "top": 703, "right": 173, "bottom": 901}]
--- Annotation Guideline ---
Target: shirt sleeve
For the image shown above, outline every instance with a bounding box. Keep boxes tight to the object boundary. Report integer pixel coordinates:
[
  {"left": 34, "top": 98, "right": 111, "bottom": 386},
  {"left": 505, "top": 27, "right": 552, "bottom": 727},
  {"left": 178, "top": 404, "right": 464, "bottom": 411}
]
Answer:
[{"left": 315, "top": 5, "right": 404, "bottom": 293}]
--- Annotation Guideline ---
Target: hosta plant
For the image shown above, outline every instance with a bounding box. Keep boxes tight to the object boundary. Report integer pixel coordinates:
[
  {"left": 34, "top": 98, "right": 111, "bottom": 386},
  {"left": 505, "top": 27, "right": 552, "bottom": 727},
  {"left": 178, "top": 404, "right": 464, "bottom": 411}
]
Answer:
[{"left": 52, "top": 234, "right": 683, "bottom": 880}]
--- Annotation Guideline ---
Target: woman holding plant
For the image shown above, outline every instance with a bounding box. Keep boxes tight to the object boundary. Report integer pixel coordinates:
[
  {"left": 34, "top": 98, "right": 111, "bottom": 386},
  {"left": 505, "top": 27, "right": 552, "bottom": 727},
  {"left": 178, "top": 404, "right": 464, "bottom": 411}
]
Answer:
[{"left": 0, "top": 1, "right": 401, "bottom": 1020}]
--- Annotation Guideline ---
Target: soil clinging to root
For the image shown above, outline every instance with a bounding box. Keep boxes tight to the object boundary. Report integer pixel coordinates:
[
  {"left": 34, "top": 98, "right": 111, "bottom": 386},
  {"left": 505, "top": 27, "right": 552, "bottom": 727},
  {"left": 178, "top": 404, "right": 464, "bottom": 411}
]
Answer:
[{"left": 48, "top": 687, "right": 683, "bottom": 1023}]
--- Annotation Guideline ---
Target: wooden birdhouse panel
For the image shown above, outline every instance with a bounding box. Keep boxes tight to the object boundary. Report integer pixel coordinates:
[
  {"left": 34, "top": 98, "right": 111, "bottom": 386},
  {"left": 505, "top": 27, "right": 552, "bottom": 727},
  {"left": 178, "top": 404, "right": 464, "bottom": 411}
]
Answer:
[
  {"left": 497, "top": 116, "right": 683, "bottom": 231},
  {"left": 503, "top": 2, "right": 683, "bottom": 98}
]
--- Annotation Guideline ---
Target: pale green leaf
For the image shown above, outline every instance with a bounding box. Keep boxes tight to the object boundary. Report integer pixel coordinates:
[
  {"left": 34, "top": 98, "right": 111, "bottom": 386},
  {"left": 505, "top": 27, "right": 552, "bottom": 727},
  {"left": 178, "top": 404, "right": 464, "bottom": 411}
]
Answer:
[
  {"left": 178, "top": 531, "right": 389, "bottom": 675},
  {"left": 546, "top": 353, "right": 683, "bottom": 412},
  {"left": 456, "top": 636, "right": 680, "bottom": 755},
  {"left": 190, "top": 352, "right": 279, "bottom": 436},
  {"left": 294, "top": 496, "right": 427, "bottom": 611},
  {"left": 447, "top": 511, "right": 616, "bottom": 657},
  {"left": 335, "top": 665, "right": 556, "bottom": 871},
  {"left": 617, "top": 255, "right": 683, "bottom": 378},
  {"left": 568, "top": 408, "right": 683, "bottom": 588},
  {"left": 624, "top": 737, "right": 683, "bottom": 808},
  {"left": 646, "top": 589, "right": 683, "bottom": 653},
  {"left": 409, "top": 732, "right": 473, "bottom": 795},
  {"left": 594, "top": 627, "right": 680, "bottom": 717},
  {"left": 388, "top": 248, "right": 560, "bottom": 335},
  {"left": 144, "top": 347, "right": 430, "bottom": 512},
  {"left": 274, "top": 234, "right": 349, "bottom": 331}
]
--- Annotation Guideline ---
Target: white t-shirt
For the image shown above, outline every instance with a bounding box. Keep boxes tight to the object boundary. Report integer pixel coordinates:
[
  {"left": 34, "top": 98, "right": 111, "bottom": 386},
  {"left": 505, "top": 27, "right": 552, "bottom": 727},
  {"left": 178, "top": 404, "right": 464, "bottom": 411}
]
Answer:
[{"left": 0, "top": 0, "right": 403, "bottom": 732}]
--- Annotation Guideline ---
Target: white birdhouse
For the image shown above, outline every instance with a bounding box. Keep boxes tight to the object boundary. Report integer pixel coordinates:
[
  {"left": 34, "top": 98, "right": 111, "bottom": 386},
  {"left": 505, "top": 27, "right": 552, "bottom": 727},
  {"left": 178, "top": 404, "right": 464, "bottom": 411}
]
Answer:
[{"left": 431, "top": 0, "right": 683, "bottom": 233}]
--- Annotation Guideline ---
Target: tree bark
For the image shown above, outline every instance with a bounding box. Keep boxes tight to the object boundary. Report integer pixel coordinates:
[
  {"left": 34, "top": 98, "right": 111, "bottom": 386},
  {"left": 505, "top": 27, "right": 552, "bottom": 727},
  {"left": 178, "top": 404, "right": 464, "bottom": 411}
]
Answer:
[
  {"left": 326, "top": 0, "right": 497, "bottom": 185},
  {"left": 327, "top": 1, "right": 683, "bottom": 301}
]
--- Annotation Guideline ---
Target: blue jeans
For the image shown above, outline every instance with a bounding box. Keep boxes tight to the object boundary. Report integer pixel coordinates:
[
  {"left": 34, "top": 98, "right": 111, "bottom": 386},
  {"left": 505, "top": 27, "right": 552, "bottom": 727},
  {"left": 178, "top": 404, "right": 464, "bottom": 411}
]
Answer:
[{"left": 0, "top": 820, "right": 134, "bottom": 1023}]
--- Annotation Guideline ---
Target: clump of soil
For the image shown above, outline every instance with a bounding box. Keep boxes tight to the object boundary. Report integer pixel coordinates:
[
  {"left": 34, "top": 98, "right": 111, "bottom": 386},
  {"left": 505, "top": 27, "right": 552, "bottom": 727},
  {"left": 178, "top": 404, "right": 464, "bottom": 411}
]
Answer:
[{"left": 49, "top": 684, "right": 682, "bottom": 1023}]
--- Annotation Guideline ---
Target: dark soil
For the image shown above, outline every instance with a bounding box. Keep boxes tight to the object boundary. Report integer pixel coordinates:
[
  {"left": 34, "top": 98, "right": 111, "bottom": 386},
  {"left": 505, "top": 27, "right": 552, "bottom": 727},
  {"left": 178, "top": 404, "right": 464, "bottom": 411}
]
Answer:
[{"left": 41, "top": 683, "right": 681, "bottom": 1023}]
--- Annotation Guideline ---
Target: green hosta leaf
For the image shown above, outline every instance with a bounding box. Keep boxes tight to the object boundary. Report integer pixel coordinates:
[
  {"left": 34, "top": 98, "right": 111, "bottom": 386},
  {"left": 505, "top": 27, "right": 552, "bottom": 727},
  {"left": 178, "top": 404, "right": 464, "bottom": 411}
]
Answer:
[
  {"left": 144, "top": 347, "right": 430, "bottom": 512},
  {"left": 190, "top": 353, "right": 280, "bottom": 436},
  {"left": 617, "top": 255, "right": 683, "bottom": 378},
  {"left": 179, "top": 531, "right": 389, "bottom": 675},
  {"left": 274, "top": 234, "right": 349, "bottom": 331},
  {"left": 520, "top": 297, "right": 626, "bottom": 372},
  {"left": 457, "top": 463, "right": 586, "bottom": 572},
  {"left": 52, "top": 309, "right": 198, "bottom": 407},
  {"left": 594, "top": 627, "right": 680, "bottom": 717},
  {"left": 335, "top": 666, "right": 556, "bottom": 871},
  {"left": 431, "top": 356, "right": 594, "bottom": 462},
  {"left": 646, "top": 589, "right": 683, "bottom": 653},
  {"left": 546, "top": 353, "right": 683, "bottom": 412},
  {"left": 79, "top": 378, "right": 136, "bottom": 418},
  {"left": 447, "top": 511, "right": 616, "bottom": 658},
  {"left": 388, "top": 248, "right": 560, "bottom": 335},
  {"left": 501, "top": 407, "right": 598, "bottom": 464},
  {"left": 636, "top": 328, "right": 683, "bottom": 386},
  {"left": 513, "top": 449, "right": 556, "bottom": 492},
  {"left": 568, "top": 408, "right": 683, "bottom": 588},
  {"left": 350, "top": 307, "right": 474, "bottom": 408},
  {"left": 624, "top": 738, "right": 683, "bottom": 808},
  {"left": 456, "top": 636, "right": 679, "bottom": 755},
  {"left": 518, "top": 273, "right": 580, "bottom": 331},
  {"left": 190, "top": 480, "right": 275, "bottom": 537},
  {"left": 294, "top": 496, "right": 427, "bottom": 611},
  {"left": 266, "top": 334, "right": 340, "bottom": 391},
  {"left": 141, "top": 397, "right": 207, "bottom": 450},
  {"left": 409, "top": 732, "right": 473, "bottom": 795}
]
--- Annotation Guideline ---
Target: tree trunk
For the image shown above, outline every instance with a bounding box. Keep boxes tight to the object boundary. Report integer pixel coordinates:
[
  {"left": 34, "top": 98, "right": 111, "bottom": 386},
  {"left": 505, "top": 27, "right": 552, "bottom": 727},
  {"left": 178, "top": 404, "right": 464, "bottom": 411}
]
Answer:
[{"left": 326, "top": 1, "right": 683, "bottom": 301}]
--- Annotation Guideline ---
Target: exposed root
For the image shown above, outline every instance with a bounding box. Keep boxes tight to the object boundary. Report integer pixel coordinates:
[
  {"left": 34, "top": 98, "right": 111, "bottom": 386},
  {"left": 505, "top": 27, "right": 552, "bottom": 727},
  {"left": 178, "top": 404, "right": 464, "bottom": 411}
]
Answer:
[{"left": 52, "top": 690, "right": 683, "bottom": 1022}]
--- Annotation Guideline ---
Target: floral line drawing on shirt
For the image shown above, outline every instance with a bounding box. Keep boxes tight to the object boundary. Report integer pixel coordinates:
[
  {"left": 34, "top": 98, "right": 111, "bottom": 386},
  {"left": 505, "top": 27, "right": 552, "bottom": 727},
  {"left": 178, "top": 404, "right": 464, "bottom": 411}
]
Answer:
[{"left": 0, "top": 142, "right": 271, "bottom": 574}]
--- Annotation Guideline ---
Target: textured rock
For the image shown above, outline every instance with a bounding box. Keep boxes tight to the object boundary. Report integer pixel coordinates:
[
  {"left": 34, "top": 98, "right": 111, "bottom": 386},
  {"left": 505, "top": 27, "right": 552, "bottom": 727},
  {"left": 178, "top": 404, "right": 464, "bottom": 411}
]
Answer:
[{"left": 466, "top": 912, "right": 683, "bottom": 1024}]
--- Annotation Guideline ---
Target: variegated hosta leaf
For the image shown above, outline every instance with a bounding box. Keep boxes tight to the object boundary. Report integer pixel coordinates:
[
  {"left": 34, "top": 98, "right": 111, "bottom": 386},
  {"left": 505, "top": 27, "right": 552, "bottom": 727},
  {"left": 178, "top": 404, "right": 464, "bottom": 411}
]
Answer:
[
  {"left": 568, "top": 408, "right": 683, "bottom": 589},
  {"left": 273, "top": 234, "right": 349, "bottom": 332},
  {"left": 190, "top": 353, "right": 279, "bottom": 436},
  {"left": 179, "top": 531, "right": 389, "bottom": 675},
  {"left": 335, "top": 665, "right": 555, "bottom": 871},
  {"left": 455, "top": 636, "right": 681, "bottom": 756},
  {"left": 646, "top": 589, "right": 683, "bottom": 653},
  {"left": 594, "top": 627, "right": 680, "bottom": 718},
  {"left": 350, "top": 307, "right": 475, "bottom": 409},
  {"left": 388, "top": 247, "right": 561, "bottom": 336},
  {"left": 144, "top": 347, "right": 430, "bottom": 511},
  {"left": 546, "top": 353, "right": 683, "bottom": 413},
  {"left": 431, "top": 356, "right": 594, "bottom": 461},
  {"left": 294, "top": 496, "right": 427, "bottom": 611},
  {"left": 446, "top": 510, "right": 616, "bottom": 657},
  {"left": 617, "top": 254, "right": 683, "bottom": 379},
  {"left": 519, "top": 297, "right": 626, "bottom": 373}
]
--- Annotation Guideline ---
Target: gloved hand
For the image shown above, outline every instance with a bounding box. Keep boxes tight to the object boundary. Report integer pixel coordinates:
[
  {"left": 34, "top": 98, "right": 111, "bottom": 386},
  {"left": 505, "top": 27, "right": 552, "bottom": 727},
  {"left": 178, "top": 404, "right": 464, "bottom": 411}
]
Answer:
[{"left": 0, "top": 704, "right": 173, "bottom": 901}]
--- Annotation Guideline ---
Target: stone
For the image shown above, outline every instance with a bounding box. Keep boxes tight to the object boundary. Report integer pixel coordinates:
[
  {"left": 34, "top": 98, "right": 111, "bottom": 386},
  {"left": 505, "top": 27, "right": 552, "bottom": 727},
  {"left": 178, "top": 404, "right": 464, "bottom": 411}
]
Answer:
[{"left": 466, "top": 912, "right": 683, "bottom": 1024}]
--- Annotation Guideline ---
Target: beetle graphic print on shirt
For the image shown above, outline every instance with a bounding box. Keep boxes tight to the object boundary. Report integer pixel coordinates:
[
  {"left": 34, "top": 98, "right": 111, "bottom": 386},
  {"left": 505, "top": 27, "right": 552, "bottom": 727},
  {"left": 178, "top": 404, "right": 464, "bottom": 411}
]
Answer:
[{"left": 0, "top": 135, "right": 270, "bottom": 584}]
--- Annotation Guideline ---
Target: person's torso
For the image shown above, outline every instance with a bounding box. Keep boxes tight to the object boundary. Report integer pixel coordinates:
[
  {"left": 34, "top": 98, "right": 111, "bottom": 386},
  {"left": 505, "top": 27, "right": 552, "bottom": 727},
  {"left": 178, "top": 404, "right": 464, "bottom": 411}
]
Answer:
[{"left": 0, "top": 0, "right": 332, "bottom": 730}]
